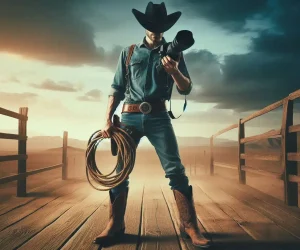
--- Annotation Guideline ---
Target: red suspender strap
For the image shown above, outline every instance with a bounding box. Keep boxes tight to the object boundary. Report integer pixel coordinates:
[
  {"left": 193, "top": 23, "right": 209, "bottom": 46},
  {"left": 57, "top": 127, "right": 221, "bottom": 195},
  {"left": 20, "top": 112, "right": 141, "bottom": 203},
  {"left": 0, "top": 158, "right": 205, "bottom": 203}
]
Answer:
[
  {"left": 124, "top": 44, "right": 135, "bottom": 98},
  {"left": 125, "top": 44, "right": 135, "bottom": 79}
]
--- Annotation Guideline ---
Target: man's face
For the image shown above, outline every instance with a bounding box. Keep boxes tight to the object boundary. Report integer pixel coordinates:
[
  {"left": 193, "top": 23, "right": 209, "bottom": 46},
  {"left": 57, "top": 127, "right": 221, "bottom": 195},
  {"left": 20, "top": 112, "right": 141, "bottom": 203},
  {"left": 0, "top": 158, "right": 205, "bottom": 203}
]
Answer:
[{"left": 146, "top": 30, "right": 164, "bottom": 42}]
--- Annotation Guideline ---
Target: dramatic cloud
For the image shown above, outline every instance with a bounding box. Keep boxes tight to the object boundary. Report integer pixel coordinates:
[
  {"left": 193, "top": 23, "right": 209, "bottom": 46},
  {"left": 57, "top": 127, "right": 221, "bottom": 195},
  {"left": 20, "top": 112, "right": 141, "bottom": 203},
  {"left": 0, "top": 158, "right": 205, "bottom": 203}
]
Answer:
[
  {"left": 77, "top": 89, "right": 102, "bottom": 102},
  {"left": 30, "top": 79, "right": 83, "bottom": 92},
  {"left": 0, "top": 0, "right": 126, "bottom": 68},
  {"left": 0, "top": 76, "right": 20, "bottom": 84},
  {"left": 0, "top": 92, "right": 38, "bottom": 108},
  {"left": 175, "top": 0, "right": 300, "bottom": 112},
  {"left": 172, "top": 0, "right": 269, "bottom": 32},
  {"left": 1, "top": 0, "right": 299, "bottom": 114}
]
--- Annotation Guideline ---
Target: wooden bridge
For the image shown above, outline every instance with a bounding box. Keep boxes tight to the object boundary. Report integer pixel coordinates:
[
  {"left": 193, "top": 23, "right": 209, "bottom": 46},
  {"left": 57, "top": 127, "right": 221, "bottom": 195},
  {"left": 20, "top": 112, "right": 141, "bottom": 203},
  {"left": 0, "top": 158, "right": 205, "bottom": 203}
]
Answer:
[
  {"left": 0, "top": 175, "right": 300, "bottom": 250},
  {"left": 0, "top": 89, "right": 300, "bottom": 249}
]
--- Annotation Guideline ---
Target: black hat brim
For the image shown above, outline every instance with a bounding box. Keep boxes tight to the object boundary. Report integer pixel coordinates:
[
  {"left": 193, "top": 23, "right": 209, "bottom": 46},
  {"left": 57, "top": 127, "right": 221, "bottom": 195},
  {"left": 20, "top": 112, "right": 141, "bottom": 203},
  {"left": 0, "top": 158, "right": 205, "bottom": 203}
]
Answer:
[{"left": 132, "top": 9, "right": 181, "bottom": 33}]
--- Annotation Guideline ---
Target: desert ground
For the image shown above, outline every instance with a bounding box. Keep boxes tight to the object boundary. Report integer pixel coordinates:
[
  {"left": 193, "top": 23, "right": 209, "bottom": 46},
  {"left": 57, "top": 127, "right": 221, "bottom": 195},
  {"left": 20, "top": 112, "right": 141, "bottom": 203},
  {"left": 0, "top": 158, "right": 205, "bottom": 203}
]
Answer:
[{"left": 1, "top": 143, "right": 299, "bottom": 206}]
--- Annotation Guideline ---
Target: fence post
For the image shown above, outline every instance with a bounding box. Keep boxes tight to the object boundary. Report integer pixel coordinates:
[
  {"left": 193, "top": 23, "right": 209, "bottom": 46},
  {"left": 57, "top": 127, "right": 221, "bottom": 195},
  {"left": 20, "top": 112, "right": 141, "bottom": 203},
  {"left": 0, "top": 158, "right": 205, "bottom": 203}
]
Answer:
[
  {"left": 282, "top": 99, "right": 298, "bottom": 206},
  {"left": 238, "top": 119, "right": 246, "bottom": 184},
  {"left": 62, "top": 131, "right": 68, "bottom": 180},
  {"left": 194, "top": 155, "right": 196, "bottom": 175},
  {"left": 17, "top": 107, "right": 28, "bottom": 197},
  {"left": 210, "top": 136, "right": 214, "bottom": 175}
]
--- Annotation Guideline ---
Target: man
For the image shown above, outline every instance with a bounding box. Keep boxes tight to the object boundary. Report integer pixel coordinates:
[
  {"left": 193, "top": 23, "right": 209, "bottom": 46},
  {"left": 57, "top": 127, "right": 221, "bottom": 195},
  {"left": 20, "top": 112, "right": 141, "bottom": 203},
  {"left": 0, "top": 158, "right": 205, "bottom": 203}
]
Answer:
[{"left": 94, "top": 2, "right": 210, "bottom": 248}]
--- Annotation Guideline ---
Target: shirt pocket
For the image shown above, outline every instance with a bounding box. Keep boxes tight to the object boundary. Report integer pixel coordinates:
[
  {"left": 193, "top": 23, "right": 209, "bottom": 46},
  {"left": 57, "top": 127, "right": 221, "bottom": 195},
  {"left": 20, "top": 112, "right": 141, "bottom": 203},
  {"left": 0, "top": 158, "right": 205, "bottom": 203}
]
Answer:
[{"left": 129, "top": 59, "right": 144, "bottom": 80}]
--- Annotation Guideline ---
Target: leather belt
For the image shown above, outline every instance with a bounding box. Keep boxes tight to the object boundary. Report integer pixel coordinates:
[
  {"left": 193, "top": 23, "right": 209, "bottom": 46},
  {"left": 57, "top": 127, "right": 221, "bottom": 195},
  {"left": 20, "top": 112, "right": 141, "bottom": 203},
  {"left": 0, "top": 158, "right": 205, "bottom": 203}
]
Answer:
[{"left": 122, "top": 101, "right": 166, "bottom": 114}]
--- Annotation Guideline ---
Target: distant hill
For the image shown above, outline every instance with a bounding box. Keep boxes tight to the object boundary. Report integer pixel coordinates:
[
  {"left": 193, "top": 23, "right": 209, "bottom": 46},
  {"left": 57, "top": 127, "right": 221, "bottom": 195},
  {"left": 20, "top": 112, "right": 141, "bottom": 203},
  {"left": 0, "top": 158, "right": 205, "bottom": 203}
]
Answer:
[
  {"left": 0, "top": 131, "right": 298, "bottom": 152},
  {"left": 0, "top": 134, "right": 236, "bottom": 152},
  {"left": 218, "top": 129, "right": 300, "bottom": 150},
  {"left": 0, "top": 136, "right": 95, "bottom": 152},
  {"left": 176, "top": 136, "right": 236, "bottom": 146}
]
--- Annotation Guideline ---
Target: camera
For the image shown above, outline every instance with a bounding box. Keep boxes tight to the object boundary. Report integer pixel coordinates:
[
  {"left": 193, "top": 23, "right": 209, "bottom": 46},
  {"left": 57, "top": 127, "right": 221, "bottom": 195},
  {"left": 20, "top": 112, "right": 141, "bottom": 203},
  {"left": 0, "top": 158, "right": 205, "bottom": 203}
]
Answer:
[{"left": 156, "top": 30, "right": 195, "bottom": 73}]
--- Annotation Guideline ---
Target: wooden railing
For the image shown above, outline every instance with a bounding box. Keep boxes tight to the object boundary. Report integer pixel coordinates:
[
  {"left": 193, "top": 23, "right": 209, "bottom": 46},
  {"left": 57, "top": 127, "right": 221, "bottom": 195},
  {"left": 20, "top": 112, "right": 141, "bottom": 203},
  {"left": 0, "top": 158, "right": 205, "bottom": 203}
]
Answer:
[
  {"left": 210, "top": 89, "right": 300, "bottom": 206},
  {"left": 0, "top": 107, "right": 69, "bottom": 197}
]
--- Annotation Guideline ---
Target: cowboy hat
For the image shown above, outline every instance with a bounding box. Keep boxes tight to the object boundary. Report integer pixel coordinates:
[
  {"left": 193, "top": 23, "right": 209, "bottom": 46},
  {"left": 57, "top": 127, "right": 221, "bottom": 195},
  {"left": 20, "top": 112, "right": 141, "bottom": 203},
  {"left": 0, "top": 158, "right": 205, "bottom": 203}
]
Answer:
[{"left": 132, "top": 2, "right": 181, "bottom": 33}]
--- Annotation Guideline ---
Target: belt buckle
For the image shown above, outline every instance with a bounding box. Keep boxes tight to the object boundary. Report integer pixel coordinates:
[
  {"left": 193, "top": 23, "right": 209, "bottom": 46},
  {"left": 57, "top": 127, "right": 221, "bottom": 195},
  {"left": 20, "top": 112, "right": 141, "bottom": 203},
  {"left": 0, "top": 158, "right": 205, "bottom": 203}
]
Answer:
[{"left": 139, "top": 102, "right": 152, "bottom": 114}]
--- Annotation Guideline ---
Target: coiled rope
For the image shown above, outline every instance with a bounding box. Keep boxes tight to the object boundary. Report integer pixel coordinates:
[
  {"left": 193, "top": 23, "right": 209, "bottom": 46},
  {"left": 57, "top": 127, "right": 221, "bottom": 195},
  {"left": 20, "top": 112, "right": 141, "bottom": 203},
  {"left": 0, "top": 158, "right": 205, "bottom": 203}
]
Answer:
[{"left": 85, "top": 125, "right": 137, "bottom": 191}]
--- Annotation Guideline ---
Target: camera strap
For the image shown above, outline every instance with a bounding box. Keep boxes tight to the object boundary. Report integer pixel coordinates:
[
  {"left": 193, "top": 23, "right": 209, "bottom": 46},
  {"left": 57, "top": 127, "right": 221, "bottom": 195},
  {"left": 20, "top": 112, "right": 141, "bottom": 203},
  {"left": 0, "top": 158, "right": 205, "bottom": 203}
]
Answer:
[
  {"left": 167, "top": 86, "right": 187, "bottom": 119},
  {"left": 166, "top": 52, "right": 187, "bottom": 119}
]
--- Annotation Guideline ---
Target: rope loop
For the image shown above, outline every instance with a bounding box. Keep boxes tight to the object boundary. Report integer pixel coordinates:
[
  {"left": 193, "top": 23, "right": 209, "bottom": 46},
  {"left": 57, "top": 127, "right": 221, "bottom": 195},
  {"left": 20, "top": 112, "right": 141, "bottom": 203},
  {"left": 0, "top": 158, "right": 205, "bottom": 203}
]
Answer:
[{"left": 85, "top": 126, "right": 137, "bottom": 191}]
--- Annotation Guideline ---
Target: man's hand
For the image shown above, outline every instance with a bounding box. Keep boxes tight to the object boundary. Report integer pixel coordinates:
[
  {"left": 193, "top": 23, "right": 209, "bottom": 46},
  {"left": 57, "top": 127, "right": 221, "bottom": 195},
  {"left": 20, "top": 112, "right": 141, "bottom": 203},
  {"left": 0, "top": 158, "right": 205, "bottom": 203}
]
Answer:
[
  {"left": 102, "top": 120, "right": 114, "bottom": 138},
  {"left": 161, "top": 55, "right": 179, "bottom": 75}
]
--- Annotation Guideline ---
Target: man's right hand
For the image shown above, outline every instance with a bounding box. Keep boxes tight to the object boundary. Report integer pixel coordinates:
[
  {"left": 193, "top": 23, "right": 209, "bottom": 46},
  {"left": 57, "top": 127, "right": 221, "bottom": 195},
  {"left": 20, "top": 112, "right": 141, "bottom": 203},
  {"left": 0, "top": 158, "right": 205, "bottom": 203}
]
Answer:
[{"left": 102, "top": 120, "right": 114, "bottom": 138}]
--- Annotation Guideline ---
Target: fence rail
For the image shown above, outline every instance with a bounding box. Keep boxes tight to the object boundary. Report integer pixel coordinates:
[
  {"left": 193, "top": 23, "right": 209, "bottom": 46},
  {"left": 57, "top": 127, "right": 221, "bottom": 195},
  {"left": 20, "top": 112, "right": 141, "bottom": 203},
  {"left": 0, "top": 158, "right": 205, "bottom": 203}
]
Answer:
[
  {"left": 210, "top": 89, "right": 300, "bottom": 206},
  {"left": 0, "top": 107, "right": 69, "bottom": 197}
]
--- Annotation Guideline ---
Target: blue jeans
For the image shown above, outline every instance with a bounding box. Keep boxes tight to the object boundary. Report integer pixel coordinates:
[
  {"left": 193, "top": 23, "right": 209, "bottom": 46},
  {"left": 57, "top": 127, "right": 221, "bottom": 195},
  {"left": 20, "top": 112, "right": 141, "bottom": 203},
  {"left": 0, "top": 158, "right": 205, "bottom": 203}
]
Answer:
[{"left": 110, "top": 110, "right": 190, "bottom": 196}]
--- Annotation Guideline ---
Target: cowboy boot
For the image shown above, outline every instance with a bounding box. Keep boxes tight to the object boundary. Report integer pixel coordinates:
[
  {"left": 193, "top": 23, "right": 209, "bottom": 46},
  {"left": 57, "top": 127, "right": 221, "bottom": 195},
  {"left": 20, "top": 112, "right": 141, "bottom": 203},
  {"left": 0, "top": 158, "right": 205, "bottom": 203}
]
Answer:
[
  {"left": 173, "top": 185, "right": 211, "bottom": 248},
  {"left": 93, "top": 187, "right": 129, "bottom": 244}
]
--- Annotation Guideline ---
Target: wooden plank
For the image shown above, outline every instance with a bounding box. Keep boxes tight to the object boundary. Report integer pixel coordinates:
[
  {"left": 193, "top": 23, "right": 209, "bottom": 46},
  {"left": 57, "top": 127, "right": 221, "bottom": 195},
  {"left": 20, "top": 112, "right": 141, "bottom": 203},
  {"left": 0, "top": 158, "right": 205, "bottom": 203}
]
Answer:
[
  {"left": 0, "top": 107, "right": 28, "bottom": 120},
  {"left": 289, "top": 124, "right": 300, "bottom": 133},
  {"left": 282, "top": 99, "right": 298, "bottom": 206},
  {"left": 17, "top": 187, "right": 107, "bottom": 250},
  {"left": 191, "top": 182, "right": 254, "bottom": 247},
  {"left": 208, "top": 175, "right": 300, "bottom": 220},
  {"left": 241, "top": 99, "right": 284, "bottom": 124},
  {"left": 0, "top": 154, "right": 27, "bottom": 162},
  {"left": 0, "top": 178, "right": 71, "bottom": 215},
  {"left": 0, "top": 164, "right": 63, "bottom": 185},
  {"left": 138, "top": 182, "right": 180, "bottom": 250},
  {"left": 240, "top": 153, "right": 281, "bottom": 161},
  {"left": 194, "top": 177, "right": 299, "bottom": 244},
  {"left": 289, "top": 174, "right": 300, "bottom": 183},
  {"left": 240, "top": 129, "right": 281, "bottom": 144},
  {"left": 288, "top": 153, "right": 300, "bottom": 162},
  {"left": 0, "top": 133, "right": 27, "bottom": 140},
  {"left": 0, "top": 172, "right": 26, "bottom": 184},
  {"left": 0, "top": 184, "right": 101, "bottom": 249},
  {"left": 213, "top": 123, "right": 238, "bottom": 138},
  {"left": 0, "top": 181, "right": 87, "bottom": 231},
  {"left": 288, "top": 89, "right": 300, "bottom": 101},
  {"left": 26, "top": 163, "right": 63, "bottom": 176},
  {"left": 209, "top": 176, "right": 300, "bottom": 240},
  {"left": 238, "top": 119, "right": 246, "bottom": 184},
  {"left": 161, "top": 183, "right": 196, "bottom": 250},
  {"left": 215, "top": 162, "right": 236, "bottom": 170},
  {"left": 61, "top": 179, "right": 145, "bottom": 250},
  {"left": 241, "top": 165, "right": 279, "bottom": 178}
]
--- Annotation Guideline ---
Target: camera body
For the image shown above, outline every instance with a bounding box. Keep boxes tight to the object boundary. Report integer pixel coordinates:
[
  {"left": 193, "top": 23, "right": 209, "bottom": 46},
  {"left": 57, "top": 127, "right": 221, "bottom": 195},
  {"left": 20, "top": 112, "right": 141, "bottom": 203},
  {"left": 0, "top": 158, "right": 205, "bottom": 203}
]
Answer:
[{"left": 156, "top": 30, "right": 195, "bottom": 72}]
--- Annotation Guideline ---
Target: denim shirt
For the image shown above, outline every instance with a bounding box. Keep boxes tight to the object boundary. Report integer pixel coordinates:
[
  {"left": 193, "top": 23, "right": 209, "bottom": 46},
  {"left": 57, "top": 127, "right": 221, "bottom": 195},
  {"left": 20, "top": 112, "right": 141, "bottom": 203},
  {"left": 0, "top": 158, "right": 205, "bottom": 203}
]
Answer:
[{"left": 108, "top": 36, "right": 193, "bottom": 103}]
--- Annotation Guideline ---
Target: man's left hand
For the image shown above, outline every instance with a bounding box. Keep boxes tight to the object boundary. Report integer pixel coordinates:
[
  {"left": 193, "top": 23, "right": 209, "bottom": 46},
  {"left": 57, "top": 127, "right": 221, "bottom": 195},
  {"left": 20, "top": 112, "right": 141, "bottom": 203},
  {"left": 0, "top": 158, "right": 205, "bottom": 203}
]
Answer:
[{"left": 161, "top": 55, "right": 179, "bottom": 75}]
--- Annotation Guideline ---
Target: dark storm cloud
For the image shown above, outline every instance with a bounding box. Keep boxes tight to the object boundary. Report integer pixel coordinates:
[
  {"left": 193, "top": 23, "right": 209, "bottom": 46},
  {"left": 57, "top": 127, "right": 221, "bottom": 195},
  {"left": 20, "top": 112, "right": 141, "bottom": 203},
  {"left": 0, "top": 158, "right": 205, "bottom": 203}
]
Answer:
[
  {"left": 180, "top": 49, "right": 300, "bottom": 112},
  {"left": 174, "top": 0, "right": 300, "bottom": 112},
  {"left": 0, "top": 0, "right": 126, "bottom": 68},
  {"left": 1, "top": 0, "right": 299, "bottom": 113},
  {"left": 172, "top": 0, "right": 269, "bottom": 32}
]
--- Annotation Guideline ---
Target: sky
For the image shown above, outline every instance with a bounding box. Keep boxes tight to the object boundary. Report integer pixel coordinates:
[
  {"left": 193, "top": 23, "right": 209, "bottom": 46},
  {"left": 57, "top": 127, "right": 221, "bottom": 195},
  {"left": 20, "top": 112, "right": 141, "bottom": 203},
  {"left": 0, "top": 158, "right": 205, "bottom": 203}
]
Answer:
[{"left": 0, "top": 0, "right": 299, "bottom": 146}]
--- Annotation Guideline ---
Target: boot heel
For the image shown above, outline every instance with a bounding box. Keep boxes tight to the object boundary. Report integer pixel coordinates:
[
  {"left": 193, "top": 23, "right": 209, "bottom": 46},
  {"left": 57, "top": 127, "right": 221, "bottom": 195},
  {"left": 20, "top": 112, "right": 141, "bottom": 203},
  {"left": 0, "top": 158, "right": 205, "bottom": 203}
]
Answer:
[{"left": 180, "top": 230, "right": 190, "bottom": 239}]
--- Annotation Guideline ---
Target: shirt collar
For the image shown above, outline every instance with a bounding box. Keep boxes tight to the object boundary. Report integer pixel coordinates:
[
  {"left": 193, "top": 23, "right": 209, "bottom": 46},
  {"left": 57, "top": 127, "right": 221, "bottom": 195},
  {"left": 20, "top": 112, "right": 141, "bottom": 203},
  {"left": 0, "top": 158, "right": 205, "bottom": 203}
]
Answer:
[{"left": 137, "top": 36, "right": 167, "bottom": 49}]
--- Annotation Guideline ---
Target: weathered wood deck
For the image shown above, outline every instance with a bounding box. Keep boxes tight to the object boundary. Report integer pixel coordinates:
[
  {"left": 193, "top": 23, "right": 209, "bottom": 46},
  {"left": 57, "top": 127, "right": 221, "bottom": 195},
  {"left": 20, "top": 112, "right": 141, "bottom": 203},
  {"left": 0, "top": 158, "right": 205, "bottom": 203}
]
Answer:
[{"left": 0, "top": 174, "right": 300, "bottom": 250}]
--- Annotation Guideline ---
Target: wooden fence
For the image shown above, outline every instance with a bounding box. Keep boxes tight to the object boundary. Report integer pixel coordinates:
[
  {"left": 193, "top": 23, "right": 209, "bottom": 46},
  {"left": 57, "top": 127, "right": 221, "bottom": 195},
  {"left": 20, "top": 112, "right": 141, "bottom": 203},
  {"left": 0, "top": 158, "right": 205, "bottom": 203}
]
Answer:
[
  {"left": 210, "top": 89, "right": 300, "bottom": 206},
  {"left": 0, "top": 107, "right": 69, "bottom": 197}
]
